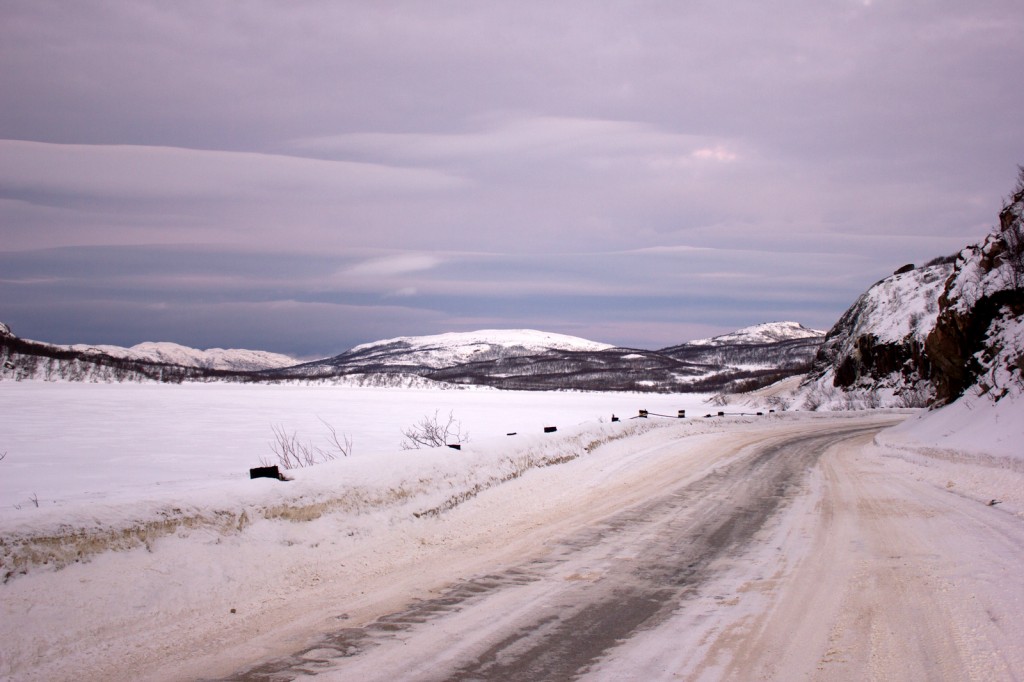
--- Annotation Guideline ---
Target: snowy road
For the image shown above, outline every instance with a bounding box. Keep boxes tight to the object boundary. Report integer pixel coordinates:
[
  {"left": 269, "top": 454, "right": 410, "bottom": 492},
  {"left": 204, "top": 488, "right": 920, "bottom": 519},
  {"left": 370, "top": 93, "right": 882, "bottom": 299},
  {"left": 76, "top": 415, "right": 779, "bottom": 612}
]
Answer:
[
  {"left": 5, "top": 411, "right": 1023, "bottom": 681},
  {"left": 204, "top": 415, "right": 1024, "bottom": 681}
]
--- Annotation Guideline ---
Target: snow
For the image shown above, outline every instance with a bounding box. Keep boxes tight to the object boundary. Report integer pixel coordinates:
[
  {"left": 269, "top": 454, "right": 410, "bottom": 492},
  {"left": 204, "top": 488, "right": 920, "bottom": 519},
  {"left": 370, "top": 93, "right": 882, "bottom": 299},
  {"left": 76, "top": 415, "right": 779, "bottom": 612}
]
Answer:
[
  {"left": 0, "top": 381, "right": 702, "bottom": 510},
  {"left": 879, "top": 389, "right": 1024, "bottom": 461},
  {"left": 1, "top": 381, "right": 1022, "bottom": 680},
  {"left": 946, "top": 219, "right": 1022, "bottom": 315},
  {"left": 851, "top": 264, "right": 951, "bottom": 345}
]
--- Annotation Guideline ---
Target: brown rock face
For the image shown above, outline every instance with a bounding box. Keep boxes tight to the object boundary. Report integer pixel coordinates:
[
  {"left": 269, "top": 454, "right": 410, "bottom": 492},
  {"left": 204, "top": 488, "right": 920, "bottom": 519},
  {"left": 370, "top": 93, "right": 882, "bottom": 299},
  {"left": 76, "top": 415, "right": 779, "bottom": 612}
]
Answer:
[
  {"left": 927, "top": 291, "right": 1021, "bottom": 403},
  {"left": 926, "top": 187, "right": 1024, "bottom": 404},
  {"left": 831, "top": 335, "right": 928, "bottom": 389}
]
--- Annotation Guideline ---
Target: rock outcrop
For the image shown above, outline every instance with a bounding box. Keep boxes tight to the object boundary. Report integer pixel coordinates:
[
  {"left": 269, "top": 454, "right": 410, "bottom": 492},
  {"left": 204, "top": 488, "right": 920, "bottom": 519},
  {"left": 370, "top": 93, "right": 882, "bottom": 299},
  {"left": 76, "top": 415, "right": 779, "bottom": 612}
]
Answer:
[
  {"left": 802, "top": 174, "right": 1024, "bottom": 410},
  {"left": 802, "top": 262, "right": 951, "bottom": 408},
  {"left": 927, "top": 184, "right": 1024, "bottom": 404}
]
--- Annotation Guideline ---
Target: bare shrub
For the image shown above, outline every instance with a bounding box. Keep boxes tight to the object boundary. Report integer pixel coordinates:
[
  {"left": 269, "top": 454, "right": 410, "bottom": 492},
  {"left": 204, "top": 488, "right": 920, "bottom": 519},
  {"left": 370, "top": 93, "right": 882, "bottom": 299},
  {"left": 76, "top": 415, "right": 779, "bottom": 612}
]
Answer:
[
  {"left": 802, "top": 384, "right": 825, "bottom": 411},
  {"left": 895, "top": 384, "right": 931, "bottom": 408},
  {"left": 319, "top": 417, "right": 354, "bottom": 459},
  {"left": 400, "top": 410, "right": 469, "bottom": 450},
  {"left": 264, "top": 418, "right": 352, "bottom": 470}
]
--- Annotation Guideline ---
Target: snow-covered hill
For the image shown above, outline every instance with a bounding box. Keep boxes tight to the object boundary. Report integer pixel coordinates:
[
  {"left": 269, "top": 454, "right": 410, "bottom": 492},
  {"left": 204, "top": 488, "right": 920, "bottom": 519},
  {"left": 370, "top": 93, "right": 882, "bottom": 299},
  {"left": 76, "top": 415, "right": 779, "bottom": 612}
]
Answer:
[
  {"left": 1, "top": 323, "right": 298, "bottom": 382},
  {"left": 657, "top": 322, "right": 825, "bottom": 384},
  {"left": 797, "top": 262, "right": 953, "bottom": 409},
  {"left": 685, "top": 321, "right": 825, "bottom": 347},
  {"left": 278, "top": 325, "right": 822, "bottom": 393},
  {"left": 335, "top": 329, "right": 614, "bottom": 370},
  {"left": 71, "top": 341, "right": 297, "bottom": 372}
]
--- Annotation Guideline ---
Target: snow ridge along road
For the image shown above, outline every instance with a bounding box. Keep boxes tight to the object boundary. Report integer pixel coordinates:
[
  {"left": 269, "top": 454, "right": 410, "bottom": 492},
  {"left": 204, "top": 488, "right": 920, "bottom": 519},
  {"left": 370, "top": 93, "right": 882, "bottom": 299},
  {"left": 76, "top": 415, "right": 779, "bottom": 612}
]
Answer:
[{"left": 217, "top": 418, "right": 949, "bottom": 681}]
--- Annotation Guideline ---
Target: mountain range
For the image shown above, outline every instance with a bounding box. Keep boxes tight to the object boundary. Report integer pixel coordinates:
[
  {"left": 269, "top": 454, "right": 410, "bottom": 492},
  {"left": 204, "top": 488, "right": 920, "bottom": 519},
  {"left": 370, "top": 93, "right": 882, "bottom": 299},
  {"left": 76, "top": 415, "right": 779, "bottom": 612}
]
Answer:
[
  {"left": 0, "top": 320, "right": 825, "bottom": 393},
  {"left": 266, "top": 322, "right": 824, "bottom": 393},
  {"left": 3, "top": 176, "right": 1021, "bottom": 401}
]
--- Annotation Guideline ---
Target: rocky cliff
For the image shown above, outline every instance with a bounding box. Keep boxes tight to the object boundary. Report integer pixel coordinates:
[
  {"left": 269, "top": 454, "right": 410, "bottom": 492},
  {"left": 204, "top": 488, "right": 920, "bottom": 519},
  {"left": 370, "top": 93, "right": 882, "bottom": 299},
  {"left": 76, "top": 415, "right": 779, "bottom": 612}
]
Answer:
[
  {"left": 801, "top": 174, "right": 1024, "bottom": 410},
  {"left": 927, "top": 183, "right": 1024, "bottom": 404},
  {"left": 801, "top": 260, "right": 951, "bottom": 408}
]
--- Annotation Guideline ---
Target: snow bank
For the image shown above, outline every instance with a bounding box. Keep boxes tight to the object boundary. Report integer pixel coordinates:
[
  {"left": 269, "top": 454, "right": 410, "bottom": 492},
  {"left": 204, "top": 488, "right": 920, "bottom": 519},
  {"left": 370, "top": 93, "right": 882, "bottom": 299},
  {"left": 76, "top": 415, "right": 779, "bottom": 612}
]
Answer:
[
  {"left": 0, "top": 417, "right": 673, "bottom": 584},
  {"left": 878, "top": 389, "right": 1024, "bottom": 463},
  {"left": 0, "top": 382, "right": 719, "bottom": 581}
]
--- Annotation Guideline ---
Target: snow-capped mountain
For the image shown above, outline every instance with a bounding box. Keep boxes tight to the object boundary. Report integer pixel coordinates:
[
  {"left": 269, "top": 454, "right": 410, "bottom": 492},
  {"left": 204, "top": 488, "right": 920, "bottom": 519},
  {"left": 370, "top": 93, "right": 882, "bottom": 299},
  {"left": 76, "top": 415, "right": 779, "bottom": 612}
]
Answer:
[
  {"left": 336, "top": 329, "right": 614, "bottom": 371},
  {"left": 1, "top": 324, "right": 298, "bottom": 382},
  {"left": 657, "top": 321, "right": 825, "bottom": 375},
  {"left": 277, "top": 325, "right": 823, "bottom": 393},
  {"left": 71, "top": 341, "right": 296, "bottom": 372},
  {"left": 3, "top": 320, "right": 826, "bottom": 393},
  {"left": 685, "top": 322, "right": 825, "bottom": 347}
]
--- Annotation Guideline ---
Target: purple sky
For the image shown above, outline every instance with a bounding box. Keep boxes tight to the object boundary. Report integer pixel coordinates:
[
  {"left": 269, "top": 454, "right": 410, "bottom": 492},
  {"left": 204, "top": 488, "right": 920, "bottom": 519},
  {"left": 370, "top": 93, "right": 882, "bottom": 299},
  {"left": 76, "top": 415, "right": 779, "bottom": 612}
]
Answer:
[{"left": 1, "top": 1, "right": 1021, "bottom": 358}]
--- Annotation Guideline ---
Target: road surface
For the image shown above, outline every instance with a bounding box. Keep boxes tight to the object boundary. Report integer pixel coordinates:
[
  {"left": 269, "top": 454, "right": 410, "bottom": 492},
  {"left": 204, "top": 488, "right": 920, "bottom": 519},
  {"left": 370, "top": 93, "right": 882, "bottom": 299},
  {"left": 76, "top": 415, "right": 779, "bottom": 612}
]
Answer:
[{"left": 205, "top": 415, "right": 1024, "bottom": 681}]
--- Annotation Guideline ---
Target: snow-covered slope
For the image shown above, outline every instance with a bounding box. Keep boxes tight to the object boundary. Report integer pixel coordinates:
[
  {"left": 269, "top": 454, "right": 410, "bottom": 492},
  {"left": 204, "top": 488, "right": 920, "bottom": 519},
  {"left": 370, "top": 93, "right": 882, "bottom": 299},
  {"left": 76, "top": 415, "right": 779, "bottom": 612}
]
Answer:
[
  {"left": 685, "top": 321, "right": 824, "bottom": 347},
  {"left": 1, "top": 322, "right": 298, "bottom": 382},
  {"left": 339, "top": 329, "right": 614, "bottom": 369},
  {"left": 71, "top": 341, "right": 297, "bottom": 372},
  {"left": 838, "top": 266, "right": 950, "bottom": 347}
]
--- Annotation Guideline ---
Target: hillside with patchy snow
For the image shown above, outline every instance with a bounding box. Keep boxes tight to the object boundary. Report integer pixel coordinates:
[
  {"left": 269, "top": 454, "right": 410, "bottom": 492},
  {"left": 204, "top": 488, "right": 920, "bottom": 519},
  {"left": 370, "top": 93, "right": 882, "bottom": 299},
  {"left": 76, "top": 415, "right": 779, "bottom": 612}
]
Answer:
[{"left": 660, "top": 322, "right": 824, "bottom": 377}]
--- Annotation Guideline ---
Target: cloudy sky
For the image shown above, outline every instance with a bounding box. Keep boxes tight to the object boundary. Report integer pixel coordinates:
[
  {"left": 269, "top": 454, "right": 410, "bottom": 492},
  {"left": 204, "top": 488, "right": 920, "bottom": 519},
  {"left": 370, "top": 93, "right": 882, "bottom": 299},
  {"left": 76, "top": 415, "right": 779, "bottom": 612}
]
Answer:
[{"left": 1, "top": 1, "right": 1021, "bottom": 358}]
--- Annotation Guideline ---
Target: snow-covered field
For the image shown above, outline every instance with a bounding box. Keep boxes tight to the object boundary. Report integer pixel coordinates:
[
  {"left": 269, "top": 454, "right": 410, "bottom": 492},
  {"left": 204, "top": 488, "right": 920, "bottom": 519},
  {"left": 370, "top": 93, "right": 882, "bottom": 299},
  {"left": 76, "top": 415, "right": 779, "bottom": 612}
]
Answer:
[
  {"left": 1, "top": 381, "right": 1022, "bottom": 681},
  {"left": 0, "top": 382, "right": 710, "bottom": 510}
]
